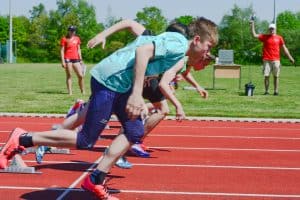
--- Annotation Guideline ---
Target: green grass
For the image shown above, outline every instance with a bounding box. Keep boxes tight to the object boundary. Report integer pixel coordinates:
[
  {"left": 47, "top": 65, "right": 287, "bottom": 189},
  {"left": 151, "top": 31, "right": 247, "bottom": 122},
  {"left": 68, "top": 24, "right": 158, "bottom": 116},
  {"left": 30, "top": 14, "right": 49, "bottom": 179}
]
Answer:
[{"left": 0, "top": 63, "right": 299, "bottom": 119}]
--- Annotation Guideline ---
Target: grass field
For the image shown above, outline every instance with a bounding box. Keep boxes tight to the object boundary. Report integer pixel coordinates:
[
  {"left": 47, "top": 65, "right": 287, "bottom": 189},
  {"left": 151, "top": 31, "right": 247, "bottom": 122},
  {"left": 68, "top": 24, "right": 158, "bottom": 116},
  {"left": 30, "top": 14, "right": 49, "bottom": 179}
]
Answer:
[{"left": 0, "top": 63, "right": 299, "bottom": 119}]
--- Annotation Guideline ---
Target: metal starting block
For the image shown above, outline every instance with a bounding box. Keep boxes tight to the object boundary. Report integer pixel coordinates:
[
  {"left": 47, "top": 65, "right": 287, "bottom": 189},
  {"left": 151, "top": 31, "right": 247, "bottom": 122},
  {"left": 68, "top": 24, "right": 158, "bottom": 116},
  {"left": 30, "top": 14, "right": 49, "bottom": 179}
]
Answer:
[
  {"left": 25, "top": 147, "right": 71, "bottom": 154},
  {"left": 0, "top": 154, "right": 41, "bottom": 174}
]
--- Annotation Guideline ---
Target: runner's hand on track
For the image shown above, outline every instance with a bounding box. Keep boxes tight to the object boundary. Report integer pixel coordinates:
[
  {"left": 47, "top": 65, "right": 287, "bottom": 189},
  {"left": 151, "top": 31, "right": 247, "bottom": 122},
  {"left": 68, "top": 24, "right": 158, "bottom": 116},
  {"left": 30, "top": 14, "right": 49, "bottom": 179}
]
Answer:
[
  {"left": 126, "top": 94, "right": 146, "bottom": 120},
  {"left": 175, "top": 105, "right": 186, "bottom": 121}
]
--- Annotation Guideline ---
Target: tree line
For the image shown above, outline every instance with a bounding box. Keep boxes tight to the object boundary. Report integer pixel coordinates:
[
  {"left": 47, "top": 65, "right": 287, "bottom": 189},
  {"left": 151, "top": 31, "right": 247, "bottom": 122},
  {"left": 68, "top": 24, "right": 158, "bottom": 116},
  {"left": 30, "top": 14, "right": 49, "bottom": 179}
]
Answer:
[{"left": 0, "top": 0, "right": 299, "bottom": 65}]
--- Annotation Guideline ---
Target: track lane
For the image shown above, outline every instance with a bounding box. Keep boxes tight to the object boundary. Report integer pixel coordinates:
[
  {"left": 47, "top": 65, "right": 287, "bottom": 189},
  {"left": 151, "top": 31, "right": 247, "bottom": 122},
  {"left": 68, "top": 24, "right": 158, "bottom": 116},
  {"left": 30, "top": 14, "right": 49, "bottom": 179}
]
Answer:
[{"left": 0, "top": 117, "right": 300, "bottom": 200}]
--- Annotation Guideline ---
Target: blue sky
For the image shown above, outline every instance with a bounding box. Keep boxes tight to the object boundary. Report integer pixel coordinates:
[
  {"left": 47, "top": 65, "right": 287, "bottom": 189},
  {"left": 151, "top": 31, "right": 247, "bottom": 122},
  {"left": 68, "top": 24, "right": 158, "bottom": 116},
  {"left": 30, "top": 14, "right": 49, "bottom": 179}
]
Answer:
[{"left": 0, "top": 0, "right": 299, "bottom": 24}]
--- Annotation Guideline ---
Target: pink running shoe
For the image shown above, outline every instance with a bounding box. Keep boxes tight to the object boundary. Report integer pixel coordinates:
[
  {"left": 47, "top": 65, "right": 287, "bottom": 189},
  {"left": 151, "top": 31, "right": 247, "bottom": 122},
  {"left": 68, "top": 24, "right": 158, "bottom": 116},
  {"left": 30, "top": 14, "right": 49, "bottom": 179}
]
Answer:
[
  {"left": 140, "top": 143, "right": 149, "bottom": 151},
  {"left": 131, "top": 143, "right": 150, "bottom": 158},
  {"left": 81, "top": 175, "right": 119, "bottom": 200},
  {"left": 0, "top": 128, "right": 26, "bottom": 168}
]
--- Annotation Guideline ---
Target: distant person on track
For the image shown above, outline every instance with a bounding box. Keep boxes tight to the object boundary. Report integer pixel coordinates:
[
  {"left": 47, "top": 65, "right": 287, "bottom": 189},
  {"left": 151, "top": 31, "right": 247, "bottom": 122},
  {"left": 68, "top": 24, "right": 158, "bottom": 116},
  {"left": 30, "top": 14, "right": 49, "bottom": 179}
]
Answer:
[
  {"left": 61, "top": 25, "right": 86, "bottom": 95},
  {"left": 250, "top": 21, "right": 295, "bottom": 96},
  {"left": 0, "top": 17, "right": 218, "bottom": 200}
]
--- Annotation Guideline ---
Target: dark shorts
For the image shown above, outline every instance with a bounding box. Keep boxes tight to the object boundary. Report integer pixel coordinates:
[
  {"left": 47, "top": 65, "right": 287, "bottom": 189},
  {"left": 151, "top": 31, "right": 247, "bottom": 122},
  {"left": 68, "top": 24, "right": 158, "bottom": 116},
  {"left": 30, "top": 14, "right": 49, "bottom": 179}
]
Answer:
[
  {"left": 76, "top": 77, "right": 144, "bottom": 149},
  {"left": 143, "top": 77, "right": 165, "bottom": 103},
  {"left": 64, "top": 59, "right": 81, "bottom": 63}
]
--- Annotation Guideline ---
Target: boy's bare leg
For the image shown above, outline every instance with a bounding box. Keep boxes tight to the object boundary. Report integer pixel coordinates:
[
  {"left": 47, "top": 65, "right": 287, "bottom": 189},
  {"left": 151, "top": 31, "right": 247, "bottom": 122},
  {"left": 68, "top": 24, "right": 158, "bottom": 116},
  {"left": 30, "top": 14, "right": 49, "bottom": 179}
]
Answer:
[
  {"left": 143, "top": 100, "right": 168, "bottom": 137},
  {"left": 96, "top": 134, "right": 131, "bottom": 172},
  {"left": 32, "top": 130, "right": 77, "bottom": 148},
  {"left": 61, "top": 103, "right": 88, "bottom": 130}
]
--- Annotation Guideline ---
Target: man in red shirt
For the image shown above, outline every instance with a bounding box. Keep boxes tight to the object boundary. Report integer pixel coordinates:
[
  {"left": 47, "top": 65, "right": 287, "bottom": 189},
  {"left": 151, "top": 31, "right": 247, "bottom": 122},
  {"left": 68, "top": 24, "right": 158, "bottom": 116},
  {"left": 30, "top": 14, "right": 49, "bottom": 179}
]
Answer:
[{"left": 250, "top": 21, "right": 294, "bottom": 95}]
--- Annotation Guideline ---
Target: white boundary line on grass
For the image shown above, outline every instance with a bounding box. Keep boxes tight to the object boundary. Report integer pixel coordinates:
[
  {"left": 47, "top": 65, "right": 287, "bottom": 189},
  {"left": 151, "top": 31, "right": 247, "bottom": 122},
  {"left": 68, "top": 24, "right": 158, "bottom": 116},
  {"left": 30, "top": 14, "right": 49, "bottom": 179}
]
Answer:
[{"left": 0, "top": 112, "right": 299, "bottom": 123}]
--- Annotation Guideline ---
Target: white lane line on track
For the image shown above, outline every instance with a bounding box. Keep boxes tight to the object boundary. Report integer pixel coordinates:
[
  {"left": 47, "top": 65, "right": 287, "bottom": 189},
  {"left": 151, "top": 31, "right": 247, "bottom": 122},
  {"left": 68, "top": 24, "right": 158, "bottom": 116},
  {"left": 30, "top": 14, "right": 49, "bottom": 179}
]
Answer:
[
  {"left": 1, "top": 186, "right": 300, "bottom": 198},
  {"left": 0, "top": 122, "right": 55, "bottom": 125},
  {"left": 159, "top": 126, "right": 300, "bottom": 131},
  {"left": 0, "top": 186, "right": 82, "bottom": 191},
  {"left": 56, "top": 156, "right": 103, "bottom": 200},
  {"left": 1, "top": 124, "right": 300, "bottom": 131},
  {"left": 133, "top": 163, "right": 300, "bottom": 171},
  {"left": 152, "top": 135, "right": 300, "bottom": 140},
  {"left": 20, "top": 160, "right": 300, "bottom": 171},
  {"left": 149, "top": 146, "right": 300, "bottom": 152},
  {"left": 1, "top": 143, "right": 300, "bottom": 153},
  {"left": 2, "top": 132, "right": 300, "bottom": 141}
]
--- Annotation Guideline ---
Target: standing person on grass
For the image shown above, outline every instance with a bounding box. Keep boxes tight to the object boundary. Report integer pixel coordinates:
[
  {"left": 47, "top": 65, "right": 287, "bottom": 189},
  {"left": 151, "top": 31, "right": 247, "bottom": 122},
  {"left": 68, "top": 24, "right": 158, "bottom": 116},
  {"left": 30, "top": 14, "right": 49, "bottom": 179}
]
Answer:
[
  {"left": 250, "top": 21, "right": 295, "bottom": 96},
  {"left": 0, "top": 17, "right": 218, "bottom": 200},
  {"left": 61, "top": 25, "right": 86, "bottom": 95}
]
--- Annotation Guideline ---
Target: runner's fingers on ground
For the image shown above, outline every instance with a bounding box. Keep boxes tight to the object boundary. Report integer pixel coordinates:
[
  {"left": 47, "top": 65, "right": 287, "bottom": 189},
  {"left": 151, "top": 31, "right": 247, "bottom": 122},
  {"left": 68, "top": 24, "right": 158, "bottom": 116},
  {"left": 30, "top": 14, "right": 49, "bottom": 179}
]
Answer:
[
  {"left": 201, "top": 90, "right": 208, "bottom": 99},
  {"left": 175, "top": 108, "right": 185, "bottom": 121},
  {"left": 176, "top": 114, "right": 184, "bottom": 121},
  {"left": 126, "top": 95, "right": 145, "bottom": 119},
  {"left": 126, "top": 104, "right": 143, "bottom": 120}
]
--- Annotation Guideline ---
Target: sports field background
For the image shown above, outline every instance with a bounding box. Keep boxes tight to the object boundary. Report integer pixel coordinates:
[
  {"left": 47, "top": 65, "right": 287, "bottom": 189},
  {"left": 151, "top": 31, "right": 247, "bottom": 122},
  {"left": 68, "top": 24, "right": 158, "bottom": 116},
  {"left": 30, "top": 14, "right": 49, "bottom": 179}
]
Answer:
[{"left": 0, "top": 63, "right": 299, "bottom": 119}]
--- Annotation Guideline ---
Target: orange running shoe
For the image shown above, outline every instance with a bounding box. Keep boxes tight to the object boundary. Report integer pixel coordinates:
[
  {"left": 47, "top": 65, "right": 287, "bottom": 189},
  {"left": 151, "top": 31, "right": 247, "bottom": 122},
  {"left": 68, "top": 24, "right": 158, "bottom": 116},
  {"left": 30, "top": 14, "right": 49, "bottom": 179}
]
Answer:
[
  {"left": 0, "top": 128, "right": 26, "bottom": 168},
  {"left": 81, "top": 175, "right": 119, "bottom": 200}
]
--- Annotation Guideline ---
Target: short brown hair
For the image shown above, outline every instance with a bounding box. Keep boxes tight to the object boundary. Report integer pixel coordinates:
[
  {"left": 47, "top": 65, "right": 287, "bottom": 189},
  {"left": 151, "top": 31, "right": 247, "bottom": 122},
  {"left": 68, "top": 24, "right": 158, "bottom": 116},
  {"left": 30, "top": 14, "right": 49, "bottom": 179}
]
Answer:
[
  {"left": 166, "top": 23, "right": 188, "bottom": 38},
  {"left": 187, "top": 17, "right": 218, "bottom": 46}
]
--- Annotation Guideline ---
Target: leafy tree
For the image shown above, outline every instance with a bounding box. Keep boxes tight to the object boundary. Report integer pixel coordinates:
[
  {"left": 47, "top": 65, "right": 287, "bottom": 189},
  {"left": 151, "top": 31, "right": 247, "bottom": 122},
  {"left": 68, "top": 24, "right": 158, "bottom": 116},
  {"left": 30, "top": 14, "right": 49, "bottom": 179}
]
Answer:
[
  {"left": 174, "top": 15, "right": 195, "bottom": 25},
  {"left": 218, "top": 5, "right": 261, "bottom": 64},
  {"left": 0, "top": 16, "right": 9, "bottom": 61},
  {"left": 74, "top": 0, "right": 104, "bottom": 62},
  {"left": 29, "top": 3, "right": 47, "bottom": 20},
  {"left": 136, "top": 7, "right": 167, "bottom": 35},
  {"left": 276, "top": 11, "right": 300, "bottom": 65},
  {"left": 12, "top": 16, "right": 30, "bottom": 62},
  {"left": 277, "top": 11, "right": 300, "bottom": 30},
  {"left": 0, "top": 15, "right": 30, "bottom": 62},
  {"left": 0, "top": 16, "right": 9, "bottom": 43},
  {"left": 27, "top": 5, "right": 50, "bottom": 62}
]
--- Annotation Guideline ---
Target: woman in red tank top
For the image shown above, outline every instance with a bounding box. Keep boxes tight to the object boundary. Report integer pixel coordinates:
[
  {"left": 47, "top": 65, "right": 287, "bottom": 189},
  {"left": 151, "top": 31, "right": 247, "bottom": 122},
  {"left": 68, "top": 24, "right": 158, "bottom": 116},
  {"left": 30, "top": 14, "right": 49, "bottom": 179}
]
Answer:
[{"left": 60, "top": 25, "right": 86, "bottom": 95}]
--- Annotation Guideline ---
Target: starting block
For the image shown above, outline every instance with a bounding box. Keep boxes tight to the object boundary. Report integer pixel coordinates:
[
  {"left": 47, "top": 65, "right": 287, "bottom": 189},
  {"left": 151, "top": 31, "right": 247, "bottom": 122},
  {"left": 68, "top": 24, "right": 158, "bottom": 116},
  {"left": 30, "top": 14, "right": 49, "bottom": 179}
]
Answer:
[
  {"left": 25, "top": 147, "right": 71, "bottom": 154},
  {"left": 0, "top": 154, "right": 41, "bottom": 174}
]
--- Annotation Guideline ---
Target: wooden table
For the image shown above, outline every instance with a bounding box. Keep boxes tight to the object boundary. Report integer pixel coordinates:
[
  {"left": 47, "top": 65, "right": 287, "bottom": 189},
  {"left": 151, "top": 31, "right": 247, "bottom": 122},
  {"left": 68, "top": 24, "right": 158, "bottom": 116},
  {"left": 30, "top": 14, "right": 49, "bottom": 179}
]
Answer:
[{"left": 213, "top": 64, "right": 241, "bottom": 89}]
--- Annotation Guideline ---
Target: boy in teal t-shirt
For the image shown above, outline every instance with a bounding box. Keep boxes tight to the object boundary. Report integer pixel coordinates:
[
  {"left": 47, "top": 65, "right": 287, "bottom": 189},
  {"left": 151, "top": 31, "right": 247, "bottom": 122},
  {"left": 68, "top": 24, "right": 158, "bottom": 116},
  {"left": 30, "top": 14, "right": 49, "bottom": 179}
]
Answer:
[{"left": 0, "top": 17, "right": 218, "bottom": 200}]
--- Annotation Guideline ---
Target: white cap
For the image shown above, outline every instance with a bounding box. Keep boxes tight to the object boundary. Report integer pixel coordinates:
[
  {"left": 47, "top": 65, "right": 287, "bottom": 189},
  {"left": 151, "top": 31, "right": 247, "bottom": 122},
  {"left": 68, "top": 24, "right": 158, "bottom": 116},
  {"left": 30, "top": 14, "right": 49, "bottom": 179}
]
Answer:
[{"left": 269, "top": 23, "right": 276, "bottom": 29}]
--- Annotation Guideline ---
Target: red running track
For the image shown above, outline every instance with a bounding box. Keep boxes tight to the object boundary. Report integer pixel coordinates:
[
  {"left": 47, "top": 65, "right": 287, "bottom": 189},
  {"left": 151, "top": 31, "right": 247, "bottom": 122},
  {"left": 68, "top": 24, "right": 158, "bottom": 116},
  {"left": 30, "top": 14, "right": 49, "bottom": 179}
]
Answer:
[{"left": 0, "top": 116, "right": 300, "bottom": 200}]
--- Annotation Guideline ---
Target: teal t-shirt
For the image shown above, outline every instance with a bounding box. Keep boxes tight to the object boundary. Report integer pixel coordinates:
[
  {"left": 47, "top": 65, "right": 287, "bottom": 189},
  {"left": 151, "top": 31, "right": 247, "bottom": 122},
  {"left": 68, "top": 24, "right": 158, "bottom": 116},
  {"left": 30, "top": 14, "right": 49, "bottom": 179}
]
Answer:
[{"left": 90, "top": 32, "right": 188, "bottom": 93}]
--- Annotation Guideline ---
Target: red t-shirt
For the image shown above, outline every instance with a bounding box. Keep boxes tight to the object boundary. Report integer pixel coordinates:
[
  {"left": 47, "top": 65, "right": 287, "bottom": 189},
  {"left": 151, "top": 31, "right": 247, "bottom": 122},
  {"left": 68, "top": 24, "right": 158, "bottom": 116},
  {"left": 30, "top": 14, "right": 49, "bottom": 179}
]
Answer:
[
  {"left": 258, "top": 34, "right": 284, "bottom": 61},
  {"left": 61, "top": 36, "right": 81, "bottom": 59}
]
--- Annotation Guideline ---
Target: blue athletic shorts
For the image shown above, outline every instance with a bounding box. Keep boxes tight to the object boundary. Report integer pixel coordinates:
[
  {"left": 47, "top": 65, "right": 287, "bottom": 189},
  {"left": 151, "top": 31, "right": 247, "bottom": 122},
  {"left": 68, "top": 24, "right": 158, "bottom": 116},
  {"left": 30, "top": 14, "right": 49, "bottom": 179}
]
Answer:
[
  {"left": 143, "top": 77, "right": 165, "bottom": 103},
  {"left": 76, "top": 77, "right": 144, "bottom": 149}
]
